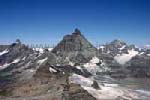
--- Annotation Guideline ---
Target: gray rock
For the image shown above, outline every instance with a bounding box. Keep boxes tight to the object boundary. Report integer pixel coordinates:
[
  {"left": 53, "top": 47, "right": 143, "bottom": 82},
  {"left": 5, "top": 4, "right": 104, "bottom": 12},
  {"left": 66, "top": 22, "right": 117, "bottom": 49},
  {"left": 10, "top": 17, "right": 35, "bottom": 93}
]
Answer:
[
  {"left": 127, "top": 55, "right": 150, "bottom": 77},
  {"left": 52, "top": 29, "right": 97, "bottom": 64},
  {"left": 91, "top": 80, "right": 100, "bottom": 89}
]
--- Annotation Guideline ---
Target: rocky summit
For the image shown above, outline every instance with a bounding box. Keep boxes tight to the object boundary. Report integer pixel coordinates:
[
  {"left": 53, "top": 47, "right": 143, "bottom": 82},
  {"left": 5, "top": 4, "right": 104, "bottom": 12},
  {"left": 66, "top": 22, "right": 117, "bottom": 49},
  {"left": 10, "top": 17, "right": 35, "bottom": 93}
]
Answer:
[
  {"left": 52, "top": 28, "right": 97, "bottom": 54},
  {"left": 52, "top": 28, "right": 97, "bottom": 64},
  {"left": 0, "top": 29, "right": 150, "bottom": 100}
]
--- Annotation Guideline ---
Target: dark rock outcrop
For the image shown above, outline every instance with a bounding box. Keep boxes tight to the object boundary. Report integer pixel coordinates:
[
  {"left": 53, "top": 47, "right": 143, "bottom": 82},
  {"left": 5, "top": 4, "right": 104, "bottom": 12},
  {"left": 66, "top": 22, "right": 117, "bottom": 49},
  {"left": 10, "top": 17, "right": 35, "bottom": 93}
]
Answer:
[
  {"left": 69, "top": 83, "right": 96, "bottom": 100},
  {"left": 91, "top": 80, "right": 100, "bottom": 89}
]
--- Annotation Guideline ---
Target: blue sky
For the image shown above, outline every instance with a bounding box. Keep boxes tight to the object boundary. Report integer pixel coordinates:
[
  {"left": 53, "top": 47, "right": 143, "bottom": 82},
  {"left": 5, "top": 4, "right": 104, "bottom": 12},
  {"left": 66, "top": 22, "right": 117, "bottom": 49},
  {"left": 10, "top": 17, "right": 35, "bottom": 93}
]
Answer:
[{"left": 0, "top": 0, "right": 149, "bottom": 46}]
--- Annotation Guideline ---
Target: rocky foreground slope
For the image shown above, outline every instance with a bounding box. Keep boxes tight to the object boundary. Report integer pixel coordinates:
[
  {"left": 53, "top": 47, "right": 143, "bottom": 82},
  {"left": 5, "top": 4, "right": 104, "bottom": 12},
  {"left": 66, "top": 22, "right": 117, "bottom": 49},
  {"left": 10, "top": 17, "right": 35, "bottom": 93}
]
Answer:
[{"left": 0, "top": 29, "right": 150, "bottom": 100}]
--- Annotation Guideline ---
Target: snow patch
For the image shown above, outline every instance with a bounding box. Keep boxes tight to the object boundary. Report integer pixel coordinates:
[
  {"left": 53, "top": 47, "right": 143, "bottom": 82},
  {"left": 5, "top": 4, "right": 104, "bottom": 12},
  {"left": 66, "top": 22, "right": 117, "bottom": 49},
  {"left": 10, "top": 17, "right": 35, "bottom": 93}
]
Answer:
[
  {"left": 12, "top": 58, "right": 20, "bottom": 64},
  {"left": 98, "top": 60, "right": 111, "bottom": 72},
  {"left": 107, "top": 50, "right": 110, "bottom": 54},
  {"left": 136, "top": 90, "right": 150, "bottom": 96},
  {"left": 0, "top": 59, "right": 21, "bottom": 70},
  {"left": 83, "top": 57, "right": 100, "bottom": 75},
  {"left": 147, "top": 54, "right": 150, "bottom": 56},
  {"left": 65, "top": 57, "right": 75, "bottom": 66},
  {"left": 33, "top": 48, "right": 53, "bottom": 53},
  {"left": 37, "top": 57, "right": 48, "bottom": 65},
  {"left": 29, "top": 69, "right": 36, "bottom": 73},
  {"left": 69, "top": 74, "right": 93, "bottom": 87},
  {"left": 0, "top": 49, "right": 9, "bottom": 56},
  {"left": 103, "top": 83, "right": 118, "bottom": 87},
  {"left": 33, "top": 48, "right": 44, "bottom": 53},
  {"left": 49, "top": 67, "right": 57, "bottom": 73},
  {"left": 22, "top": 57, "right": 26, "bottom": 60},
  {"left": 114, "top": 49, "right": 139, "bottom": 65},
  {"left": 118, "top": 45, "right": 126, "bottom": 50},
  {"left": 48, "top": 48, "right": 53, "bottom": 51},
  {"left": 75, "top": 66, "right": 84, "bottom": 72},
  {"left": 69, "top": 61, "right": 74, "bottom": 66},
  {"left": 138, "top": 52, "right": 144, "bottom": 55},
  {"left": 0, "top": 63, "right": 10, "bottom": 70},
  {"left": 98, "top": 45, "right": 105, "bottom": 49},
  {"left": 98, "top": 46, "right": 105, "bottom": 53},
  {"left": 90, "top": 57, "right": 100, "bottom": 64},
  {"left": 76, "top": 66, "right": 82, "bottom": 70}
]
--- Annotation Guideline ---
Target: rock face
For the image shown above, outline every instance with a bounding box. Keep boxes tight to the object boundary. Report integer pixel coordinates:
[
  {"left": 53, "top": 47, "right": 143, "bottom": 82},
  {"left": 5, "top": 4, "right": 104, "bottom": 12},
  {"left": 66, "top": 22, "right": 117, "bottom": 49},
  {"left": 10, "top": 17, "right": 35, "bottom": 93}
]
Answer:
[
  {"left": 127, "top": 55, "right": 150, "bottom": 77},
  {"left": 69, "top": 83, "right": 96, "bottom": 100},
  {"left": 0, "top": 39, "right": 34, "bottom": 74},
  {"left": 0, "top": 38, "right": 96, "bottom": 100},
  {"left": 35, "top": 63, "right": 95, "bottom": 100},
  {"left": 0, "top": 39, "right": 33, "bottom": 66},
  {"left": 52, "top": 29, "right": 96, "bottom": 54},
  {"left": 0, "top": 40, "right": 37, "bottom": 93},
  {"left": 52, "top": 29, "right": 97, "bottom": 64}
]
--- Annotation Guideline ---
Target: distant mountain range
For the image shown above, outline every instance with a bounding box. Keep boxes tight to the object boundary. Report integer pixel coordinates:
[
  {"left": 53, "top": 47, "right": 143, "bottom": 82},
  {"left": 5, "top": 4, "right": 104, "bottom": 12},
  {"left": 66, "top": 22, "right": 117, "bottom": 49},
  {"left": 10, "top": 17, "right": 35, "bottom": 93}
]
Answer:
[{"left": 0, "top": 29, "right": 150, "bottom": 100}]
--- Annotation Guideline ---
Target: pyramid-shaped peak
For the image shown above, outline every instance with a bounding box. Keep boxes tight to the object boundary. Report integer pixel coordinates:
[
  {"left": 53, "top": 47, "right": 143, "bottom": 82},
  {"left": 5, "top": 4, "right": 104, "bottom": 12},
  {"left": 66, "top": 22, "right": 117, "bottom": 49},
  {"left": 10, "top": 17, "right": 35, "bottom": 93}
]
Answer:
[{"left": 52, "top": 29, "right": 97, "bottom": 55}]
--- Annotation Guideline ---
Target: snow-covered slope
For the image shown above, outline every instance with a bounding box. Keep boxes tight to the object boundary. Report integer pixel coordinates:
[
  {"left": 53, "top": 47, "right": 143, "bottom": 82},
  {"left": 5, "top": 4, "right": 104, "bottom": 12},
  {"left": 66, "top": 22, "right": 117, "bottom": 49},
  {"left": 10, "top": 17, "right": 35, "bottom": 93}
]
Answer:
[
  {"left": 69, "top": 74, "right": 141, "bottom": 100},
  {"left": 114, "top": 49, "right": 139, "bottom": 65},
  {"left": 0, "top": 49, "right": 9, "bottom": 56}
]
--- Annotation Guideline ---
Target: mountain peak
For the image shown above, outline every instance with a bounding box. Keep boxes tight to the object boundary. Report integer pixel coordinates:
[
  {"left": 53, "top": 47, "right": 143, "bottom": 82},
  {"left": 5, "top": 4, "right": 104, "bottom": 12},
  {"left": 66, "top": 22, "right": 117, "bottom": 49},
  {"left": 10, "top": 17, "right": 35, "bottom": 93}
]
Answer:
[
  {"left": 52, "top": 29, "right": 97, "bottom": 58},
  {"left": 112, "top": 39, "right": 125, "bottom": 43},
  {"left": 111, "top": 39, "right": 126, "bottom": 46},
  {"left": 72, "top": 28, "right": 81, "bottom": 35},
  {"left": 15, "top": 39, "right": 21, "bottom": 44}
]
